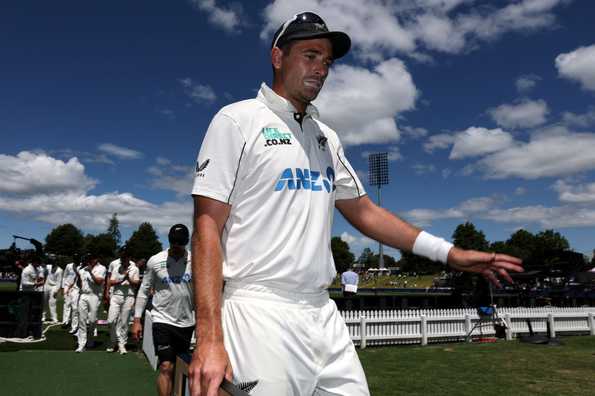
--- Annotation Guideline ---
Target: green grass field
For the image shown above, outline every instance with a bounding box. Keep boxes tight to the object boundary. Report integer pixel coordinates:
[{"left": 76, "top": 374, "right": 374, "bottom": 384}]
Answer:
[{"left": 3, "top": 281, "right": 595, "bottom": 395}]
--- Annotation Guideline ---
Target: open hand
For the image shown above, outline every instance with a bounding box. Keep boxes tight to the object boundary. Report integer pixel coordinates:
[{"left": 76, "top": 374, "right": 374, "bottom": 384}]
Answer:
[{"left": 447, "top": 247, "right": 523, "bottom": 288}]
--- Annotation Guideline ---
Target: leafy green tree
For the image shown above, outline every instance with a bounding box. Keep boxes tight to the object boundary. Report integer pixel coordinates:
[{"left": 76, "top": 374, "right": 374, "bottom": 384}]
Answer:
[
  {"left": 505, "top": 229, "right": 536, "bottom": 261},
  {"left": 107, "top": 213, "right": 121, "bottom": 247},
  {"left": 399, "top": 251, "right": 442, "bottom": 274},
  {"left": 534, "top": 229, "right": 569, "bottom": 252},
  {"left": 84, "top": 233, "right": 117, "bottom": 261},
  {"left": 357, "top": 247, "right": 375, "bottom": 269},
  {"left": 125, "top": 222, "right": 163, "bottom": 261},
  {"left": 45, "top": 224, "right": 84, "bottom": 257},
  {"left": 452, "top": 222, "right": 489, "bottom": 251},
  {"left": 331, "top": 236, "right": 355, "bottom": 274},
  {"left": 375, "top": 254, "right": 397, "bottom": 268}
]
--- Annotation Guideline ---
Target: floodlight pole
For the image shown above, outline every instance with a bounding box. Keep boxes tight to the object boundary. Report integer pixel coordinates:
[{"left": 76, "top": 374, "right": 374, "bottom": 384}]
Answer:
[
  {"left": 377, "top": 185, "right": 384, "bottom": 269},
  {"left": 368, "top": 152, "right": 389, "bottom": 270}
]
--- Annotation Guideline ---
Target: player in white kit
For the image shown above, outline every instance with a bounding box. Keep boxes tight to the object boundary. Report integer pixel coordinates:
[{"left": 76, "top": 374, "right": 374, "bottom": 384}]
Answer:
[
  {"left": 19, "top": 258, "right": 41, "bottom": 291},
  {"left": 132, "top": 224, "right": 194, "bottom": 396},
  {"left": 35, "top": 260, "right": 46, "bottom": 292},
  {"left": 188, "top": 12, "right": 523, "bottom": 396},
  {"left": 61, "top": 258, "right": 79, "bottom": 327},
  {"left": 106, "top": 247, "right": 139, "bottom": 354},
  {"left": 76, "top": 255, "right": 106, "bottom": 352},
  {"left": 42, "top": 259, "right": 63, "bottom": 323}
]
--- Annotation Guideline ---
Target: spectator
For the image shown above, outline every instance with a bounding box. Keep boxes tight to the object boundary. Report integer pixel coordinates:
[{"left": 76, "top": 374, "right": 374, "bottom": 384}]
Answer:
[{"left": 341, "top": 266, "right": 359, "bottom": 297}]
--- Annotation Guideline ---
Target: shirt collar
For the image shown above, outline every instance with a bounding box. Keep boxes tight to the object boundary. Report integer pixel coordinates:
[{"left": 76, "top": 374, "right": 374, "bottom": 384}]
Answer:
[{"left": 256, "top": 83, "right": 319, "bottom": 119}]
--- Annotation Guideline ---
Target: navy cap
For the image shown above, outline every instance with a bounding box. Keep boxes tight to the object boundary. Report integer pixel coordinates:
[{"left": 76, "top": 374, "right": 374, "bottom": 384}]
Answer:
[
  {"left": 168, "top": 224, "right": 189, "bottom": 246},
  {"left": 271, "top": 12, "right": 351, "bottom": 59}
]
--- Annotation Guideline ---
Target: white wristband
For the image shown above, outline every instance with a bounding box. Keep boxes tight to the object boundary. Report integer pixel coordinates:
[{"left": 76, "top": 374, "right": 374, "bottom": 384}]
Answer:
[{"left": 412, "top": 231, "right": 454, "bottom": 264}]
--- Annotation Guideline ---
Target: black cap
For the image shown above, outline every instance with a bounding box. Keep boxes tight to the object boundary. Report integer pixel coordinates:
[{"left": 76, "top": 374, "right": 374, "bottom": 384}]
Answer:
[
  {"left": 168, "top": 224, "right": 189, "bottom": 246},
  {"left": 271, "top": 12, "right": 351, "bottom": 60}
]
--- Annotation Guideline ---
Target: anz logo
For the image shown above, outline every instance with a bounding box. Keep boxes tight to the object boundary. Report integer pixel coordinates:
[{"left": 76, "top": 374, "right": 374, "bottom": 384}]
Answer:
[
  {"left": 274, "top": 167, "right": 336, "bottom": 193},
  {"left": 161, "top": 273, "right": 192, "bottom": 284}
]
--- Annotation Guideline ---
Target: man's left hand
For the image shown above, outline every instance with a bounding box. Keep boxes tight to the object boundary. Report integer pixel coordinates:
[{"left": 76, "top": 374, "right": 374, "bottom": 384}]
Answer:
[{"left": 447, "top": 247, "right": 523, "bottom": 288}]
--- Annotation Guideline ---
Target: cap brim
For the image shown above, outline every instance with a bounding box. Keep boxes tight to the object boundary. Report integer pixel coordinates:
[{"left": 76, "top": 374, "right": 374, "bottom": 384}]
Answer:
[{"left": 285, "top": 31, "right": 351, "bottom": 59}]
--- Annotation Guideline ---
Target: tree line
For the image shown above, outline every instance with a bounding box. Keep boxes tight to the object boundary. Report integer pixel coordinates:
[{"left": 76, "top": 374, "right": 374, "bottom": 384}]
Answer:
[
  {"left": 43, "top": 214, "right": 162, "bottom": 264},
  {"left": 332, "top": 222, "right": 594, "bottom": 275}
]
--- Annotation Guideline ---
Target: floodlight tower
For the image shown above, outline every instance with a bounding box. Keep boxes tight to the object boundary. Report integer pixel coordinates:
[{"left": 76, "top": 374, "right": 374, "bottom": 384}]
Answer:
[{"left": 368, "top": 152, "right": 389, "bottom": 269}]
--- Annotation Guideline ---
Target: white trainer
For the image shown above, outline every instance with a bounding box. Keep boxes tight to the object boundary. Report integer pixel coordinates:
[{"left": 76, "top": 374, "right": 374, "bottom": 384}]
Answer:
[
  {"left": 75, "top": 346, "right": 85, "bottom": 353},
  {"left": 118, "top": 345, "right": 127, "bottom": 355}
]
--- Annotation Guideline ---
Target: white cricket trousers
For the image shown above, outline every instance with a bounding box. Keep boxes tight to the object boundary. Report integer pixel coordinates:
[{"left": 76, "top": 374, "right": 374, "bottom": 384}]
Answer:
[
  {"left": 222, "top": 283, "right": 370, "bottom": 396},
  {"left": 69, "top": 288, "right": 80, "bottom": 332},
  {"left": 63, "top": 288, "right": 74, "bottom": 324},
  {"left": 43, "top": 286, "right": 59, "bottom": 322},
  {"left": 77, "top": 293, "right": 100, "bottom": 348},
  {"left": 107, "top": 294, "right": 134, "bottom": 347}
]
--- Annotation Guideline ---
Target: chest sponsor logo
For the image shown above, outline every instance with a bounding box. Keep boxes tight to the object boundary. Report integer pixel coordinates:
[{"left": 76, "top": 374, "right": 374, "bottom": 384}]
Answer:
[
  {"left": 161, "top": 273, "right": 192, "bottom": 284},
  {"left": 274, "top": 167, "right": 335, "bottom": 193},
  {"left": 262, "top": 127, "right": 292, "bottom": 147}
]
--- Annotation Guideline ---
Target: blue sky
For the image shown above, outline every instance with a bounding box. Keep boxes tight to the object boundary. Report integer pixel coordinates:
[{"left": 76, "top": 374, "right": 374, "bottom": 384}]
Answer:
[{"left": 2, "top": 0, "right": 595, "bottom": 259}]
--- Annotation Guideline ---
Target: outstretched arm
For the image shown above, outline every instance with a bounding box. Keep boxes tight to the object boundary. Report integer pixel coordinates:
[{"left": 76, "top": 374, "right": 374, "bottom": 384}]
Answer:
[
  {"left": 188, "top": 195, "right": 233, "bottom": 396},
  {"left": 336, "top": 196, "right": 523, "bottom": 286}
]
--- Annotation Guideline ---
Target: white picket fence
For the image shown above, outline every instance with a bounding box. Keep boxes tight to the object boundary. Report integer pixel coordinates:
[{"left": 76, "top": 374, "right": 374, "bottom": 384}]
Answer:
[{"left": 340, "top": 307, "right": 595, "bottom": 348}]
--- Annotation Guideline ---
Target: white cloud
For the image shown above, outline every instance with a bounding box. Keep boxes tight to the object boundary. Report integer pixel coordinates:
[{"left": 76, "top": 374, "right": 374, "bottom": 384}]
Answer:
[
  {"left": 514, "top": 187, "right": 527, "bottom": 195},
  {"left": 178, "top": 78, "right": 217, "bottom": 104},
  {"left": 362, "top": 146, "right": 402, "bottom": 162},
  {"left": 401, "top": 125, "right": 428, "bottom": 139},
  {"left": 449, "top": 127, "right": 514, "bottom": 159},
  {"left": 516, "top": 74, "right": 541, "bottom": 93},
  {"left": 424, "top": 133, "right": 456, "bottom": 153},
  {"left": 561, "top": 108, "right": 595, "bottom": 128},
  {"left": 404, "top": 196, "right": 595, "bottom": 229},
  {"left": 477, "top": 131, "right": 595, "bottom": 179},
  {"left": 488, "top": 99, "right": 549, "bottom": 129},
  {"left": 0, "top": 151, "right": 95, "bottom": 196},
  {"left": 261, "top": 0, "right": 567, "bottom": 59},
  {"left": 147, "top": 159, "right": 195, "bottom": 196},
  {"left": 340, "top": 231, "right": 381, "bottom": 256},
  {"left": 98, "top": 143, "right": 143, "bottom": 160},
  {"left": 411, "top": 163, "right": 436, "bottom": 174},
  {"left": 0, "top": 152, "right": 192, "bottom": 233},
  {"left": 553, "top": 180, "right": 595, "bottom": 204},
  {"left": 314, "top": 58, "right": 418, "bottom": 146},
  {"left": 483, "top": 205, "right": 595, "bottom": 228},
  {"left": 556, "top": 44, "right": 595, "bottom": 92},
  {"left": 190, "top": 0, "right": 242, "bottom": 33}
]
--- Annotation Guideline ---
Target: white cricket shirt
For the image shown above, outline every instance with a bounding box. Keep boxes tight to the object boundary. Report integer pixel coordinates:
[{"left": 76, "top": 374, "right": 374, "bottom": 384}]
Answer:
[
  {"left": 44, "top": 265, "right": 63, "bottom": 289},
  {"left": 134, "top": 249, "right": 194, "bottom": 327},
  {"left": 79, "top": 264, "right": 106, "bottom": 295},
  {"left": 192, "top": 83, "right": 365, "bottom": 293},
  {"left": 20, "top": 264, "right": 37, "bottom": 291},
  {"left": 110, "top": 261, "right": 139, "bottom": 297},
  {"left": 62, "top": 263, "right": 77, "bottom": 289}
]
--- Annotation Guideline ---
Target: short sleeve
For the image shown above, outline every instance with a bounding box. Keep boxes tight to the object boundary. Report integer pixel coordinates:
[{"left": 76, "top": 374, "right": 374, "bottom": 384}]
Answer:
[
  {"left": 333, "top": 142, "right": 366, "bottom": 200},
  {"left": 94, "top": 266, "right": 107, "bottom": 279},
  {"left": 191, "top": 112, "right": 247, "bottom": 204},
  {"left": 128, "top": 266, "right": 139, "bottom": 282}
]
